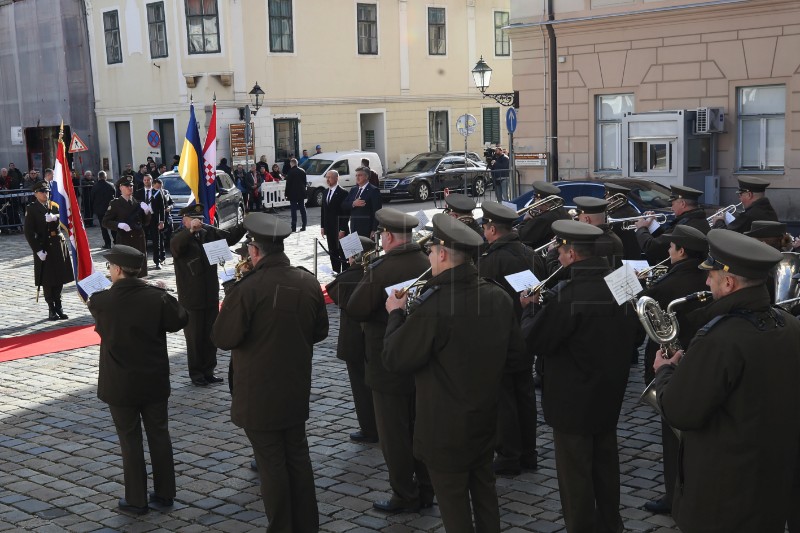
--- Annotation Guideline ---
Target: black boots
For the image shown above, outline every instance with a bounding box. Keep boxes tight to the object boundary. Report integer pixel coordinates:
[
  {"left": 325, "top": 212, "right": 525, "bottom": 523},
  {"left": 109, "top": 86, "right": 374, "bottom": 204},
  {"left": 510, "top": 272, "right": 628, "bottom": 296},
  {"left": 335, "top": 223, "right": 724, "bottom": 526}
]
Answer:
[
  {"left": 48, "top": 302, "right": 59, "bottom": 321},
  {"left": 48, "top": 301, "right": 68, "bottom": 320}
]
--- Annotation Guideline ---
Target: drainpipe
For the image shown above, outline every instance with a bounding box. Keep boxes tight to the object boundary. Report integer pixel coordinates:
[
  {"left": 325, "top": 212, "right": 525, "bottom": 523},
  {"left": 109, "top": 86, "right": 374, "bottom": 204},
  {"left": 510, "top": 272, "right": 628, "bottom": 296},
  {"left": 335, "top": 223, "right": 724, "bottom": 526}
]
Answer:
[{"left": 545, "top": 0, "right": 559, "bottom": 181}]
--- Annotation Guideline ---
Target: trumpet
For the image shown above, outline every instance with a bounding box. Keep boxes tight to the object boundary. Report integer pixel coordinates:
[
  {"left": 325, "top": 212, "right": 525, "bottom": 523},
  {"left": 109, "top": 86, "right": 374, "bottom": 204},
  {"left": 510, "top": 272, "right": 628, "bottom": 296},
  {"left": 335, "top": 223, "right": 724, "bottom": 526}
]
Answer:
[
  {"left": 534, "top": 238, "right": 557, "bottom": 256},
  {"left": 523, "top": 265, "right": 564, "bottom": 298},
  {"left": 707, "top": 203, "right": 742, "bottom": 223},
  {"left": 606, "top": 193, "right": 629, "bottom": 213},
  {"left": 516, "top": 195, "right": 564, "bottom": 218},
  {"left": 608, "top": 213, "right": 668, "bottom": 231},
  {"left": 395, "top": 267, "right": 433, "bottom": 313}
]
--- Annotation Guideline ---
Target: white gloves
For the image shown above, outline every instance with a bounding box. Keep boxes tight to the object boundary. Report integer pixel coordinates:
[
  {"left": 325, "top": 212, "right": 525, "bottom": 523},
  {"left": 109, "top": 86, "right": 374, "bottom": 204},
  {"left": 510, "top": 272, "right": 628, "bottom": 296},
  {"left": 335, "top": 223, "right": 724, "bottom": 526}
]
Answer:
[
  {"left": 36, "top": 250, "right": 47, "bottom": 261},
  {"left": 44, "top": 213, "right": 59, "bottom": 223},
  {"left": 140, "top": 202, "right": 153, "bottom": 214},
  {"left": 118, "top": 222, "right": 131, "bottom": 232}
]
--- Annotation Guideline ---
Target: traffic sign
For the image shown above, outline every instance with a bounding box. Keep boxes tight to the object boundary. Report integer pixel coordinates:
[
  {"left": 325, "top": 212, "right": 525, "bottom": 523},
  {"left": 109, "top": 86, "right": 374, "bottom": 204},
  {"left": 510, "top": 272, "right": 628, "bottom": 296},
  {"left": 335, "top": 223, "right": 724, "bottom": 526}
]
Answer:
[
  {"left": 68, "top": 132, "right": 89, "bottom": 153},
  {"left": 506, "top": 108, "right": 517, "bottom": 134},
  {"left": 147, "top": 130, "right": 161, "bottom": 148},
  {"left": 456, "top": 114, "right": 478, "bottom": 137}
]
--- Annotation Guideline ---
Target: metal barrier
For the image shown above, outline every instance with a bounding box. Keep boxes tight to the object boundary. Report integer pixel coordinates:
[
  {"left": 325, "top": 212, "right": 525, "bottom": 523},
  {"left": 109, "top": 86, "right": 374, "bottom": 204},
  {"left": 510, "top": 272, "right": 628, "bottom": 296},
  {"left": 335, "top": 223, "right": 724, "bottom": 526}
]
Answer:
[
  {"left": 261, "top": 182, "right": 290, "bottom": 210},
  {"left": 0, "top": 190, "right": 30, "bottom": 231}
]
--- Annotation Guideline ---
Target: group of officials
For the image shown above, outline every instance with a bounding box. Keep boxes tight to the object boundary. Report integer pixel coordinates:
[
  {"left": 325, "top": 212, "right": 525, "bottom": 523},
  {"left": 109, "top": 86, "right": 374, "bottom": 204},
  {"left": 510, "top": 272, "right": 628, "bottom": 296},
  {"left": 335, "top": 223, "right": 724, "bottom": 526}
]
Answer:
[{"left": 23, "top": 168, "right": 800, "bottom": 532}]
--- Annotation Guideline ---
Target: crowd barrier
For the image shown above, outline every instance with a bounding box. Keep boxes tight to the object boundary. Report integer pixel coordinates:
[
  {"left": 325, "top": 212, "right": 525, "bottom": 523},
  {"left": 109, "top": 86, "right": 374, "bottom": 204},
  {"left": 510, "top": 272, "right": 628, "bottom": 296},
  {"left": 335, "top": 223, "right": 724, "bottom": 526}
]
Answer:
[
  {"left": 0, "top": 190, "right": 30, "bottom": 230},
  {"left": 260, "top": 182, "right": 290, "bottom": 210}
]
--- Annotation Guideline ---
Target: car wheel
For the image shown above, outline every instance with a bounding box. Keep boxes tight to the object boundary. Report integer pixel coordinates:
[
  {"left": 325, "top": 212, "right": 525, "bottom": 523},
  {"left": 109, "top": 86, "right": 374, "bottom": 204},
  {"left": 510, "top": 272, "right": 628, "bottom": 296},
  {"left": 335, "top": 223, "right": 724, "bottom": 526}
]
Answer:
[
  {"left": 472, "top": 177, "right": 486, "bottom": 197},
  {"left": 213, "top": 214, "right": 220, "bottom": 228},
  {"left": 236, "top": 204, "right": 245, "bottom": 227},
  {"left": 413, "top": 182, "right": 430, "bottom": 202},
  {"left": 311, "top": 188, "right": 325, "bottom": 208}
]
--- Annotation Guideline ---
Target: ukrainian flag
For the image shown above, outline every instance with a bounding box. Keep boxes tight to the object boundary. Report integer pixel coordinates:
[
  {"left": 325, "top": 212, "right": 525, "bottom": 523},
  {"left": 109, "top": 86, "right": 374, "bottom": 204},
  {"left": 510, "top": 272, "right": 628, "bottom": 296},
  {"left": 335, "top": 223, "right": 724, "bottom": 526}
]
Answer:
[{"left": 178, "top": 103, "right": 207, "bottom": 221}]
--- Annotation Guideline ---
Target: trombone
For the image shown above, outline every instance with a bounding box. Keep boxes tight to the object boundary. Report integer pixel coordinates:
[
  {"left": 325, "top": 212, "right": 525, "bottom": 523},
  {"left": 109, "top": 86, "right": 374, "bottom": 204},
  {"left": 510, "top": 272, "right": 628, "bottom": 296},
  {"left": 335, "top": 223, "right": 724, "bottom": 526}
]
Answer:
[
  {"left": 608, "top": 213, "right": 668, "bottom": 231},
  {"left": 707, "top": 203, "right": 742, "bottom": 223},
  {"left": 516, "top": 195, "right": 563, "bottom": 218}
]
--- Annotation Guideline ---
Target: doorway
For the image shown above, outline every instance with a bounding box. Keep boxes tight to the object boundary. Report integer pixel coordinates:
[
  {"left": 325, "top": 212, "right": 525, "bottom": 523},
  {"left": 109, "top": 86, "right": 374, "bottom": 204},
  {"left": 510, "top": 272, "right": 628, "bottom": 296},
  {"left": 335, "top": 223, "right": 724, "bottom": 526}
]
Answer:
[
  {"left": 359, "top": 111, "right": 386, "bottom": 170},
  {"left": 109, "top": 121, "right": 133, "bottom": 178},
  {"left": 156, "top": 119, "right": 176, "bottom": 165},
  {"left": 274, "top": 119, "right": 299, "bottom": 164}
]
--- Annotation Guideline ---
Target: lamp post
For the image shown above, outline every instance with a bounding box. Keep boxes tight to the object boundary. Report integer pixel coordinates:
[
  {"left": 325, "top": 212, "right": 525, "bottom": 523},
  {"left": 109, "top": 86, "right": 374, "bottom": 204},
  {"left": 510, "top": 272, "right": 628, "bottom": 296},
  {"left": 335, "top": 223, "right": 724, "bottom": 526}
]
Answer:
[
  {"left": 248, "top": 82, "right": 264, "bottom": 115},
  {"left": 471, "top": 56, "right": 519, "bottom": 199},
  {"left": 243, "top": 82, "right": 264, "bottom": 188}
]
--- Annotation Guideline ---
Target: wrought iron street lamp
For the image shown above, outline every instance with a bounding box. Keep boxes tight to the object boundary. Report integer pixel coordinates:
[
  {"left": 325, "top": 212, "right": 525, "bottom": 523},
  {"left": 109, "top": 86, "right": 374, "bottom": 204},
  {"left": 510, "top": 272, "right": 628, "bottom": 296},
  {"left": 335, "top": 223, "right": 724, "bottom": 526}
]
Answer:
[
  {"left": 471, "top": 56, "right": 518, "bottom": 108},
  {"left": 249, "top": 82, "right": 265, "bottom": 115}
]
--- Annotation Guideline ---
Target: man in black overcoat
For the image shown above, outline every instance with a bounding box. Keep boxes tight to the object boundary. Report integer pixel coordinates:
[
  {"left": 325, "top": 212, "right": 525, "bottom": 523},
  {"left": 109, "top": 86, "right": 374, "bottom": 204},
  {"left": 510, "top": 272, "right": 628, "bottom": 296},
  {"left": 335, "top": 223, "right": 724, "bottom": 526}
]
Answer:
[
  {"left": 285, "top": 158, "right": 307, "bottom": 231},
  {"left": 102, "top": 176, "right": 152, "bottom": 277},
  {"left": 320, "top": 169, "right": 350, "bottom": 272}
]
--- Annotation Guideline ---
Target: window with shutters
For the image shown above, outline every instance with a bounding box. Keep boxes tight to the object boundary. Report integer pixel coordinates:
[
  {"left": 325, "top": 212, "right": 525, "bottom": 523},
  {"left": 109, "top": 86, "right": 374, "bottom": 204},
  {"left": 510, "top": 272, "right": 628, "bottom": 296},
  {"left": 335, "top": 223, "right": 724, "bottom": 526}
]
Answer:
[
  {"left": 596, "top": 94, "right": 634, "bottom": 172},
  {"left": 357, "top": 3, "right": 378, "bottom": 55},
  {"left": 483, "top": 108, "right": 500, "bottom": 145},
  {"left": 185, "top": 0, "right": 220, "bottom": 54},
  {"left": 103, "top": 11, "right": 122, "bottom": 64},
  {"left": 147, "top": 2, "right": 168, "bottom": 58},
  {"left": 269, "top": 0, "right": 294, "bottom": 53},
  {"left": 737, "top": 85, "right": 785, "bottom": 172},
  {"left": 428, "top": 7, "right": 446, "bottom": 56}
]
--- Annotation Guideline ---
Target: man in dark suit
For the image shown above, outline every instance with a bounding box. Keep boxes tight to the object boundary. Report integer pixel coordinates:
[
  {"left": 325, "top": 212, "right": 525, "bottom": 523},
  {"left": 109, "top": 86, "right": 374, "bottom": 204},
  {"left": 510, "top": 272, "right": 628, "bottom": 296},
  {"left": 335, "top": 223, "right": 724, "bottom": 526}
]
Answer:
[
  {"left": 285, "top": 158, "right": 308, "bottom": 232},
  {"left": 91, "top": 171, "right": 116, "bottom": 249},
  {"left": 89, "top": 245, "right": 188, "bottom": 515},
  {"left": 342, "top": 167, "right": 382, "bottom": 238},
  {"left": 150, "top": 177, "right": 168, "bottom": 266},
  {"left": 135, "top": 175, "right": 166, "bottom": 269},
  {"left": 320, "top": 169, "right": 350, "bottom": 273}
]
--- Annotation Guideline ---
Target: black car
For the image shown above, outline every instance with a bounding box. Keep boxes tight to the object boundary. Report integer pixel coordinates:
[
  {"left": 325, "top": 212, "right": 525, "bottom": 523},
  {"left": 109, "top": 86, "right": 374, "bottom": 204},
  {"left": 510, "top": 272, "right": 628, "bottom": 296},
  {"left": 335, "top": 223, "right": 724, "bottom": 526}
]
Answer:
[
  {"left": 379, "top": 152, "right": 489, "bottom": 202},
  {"left": 159, "top": 170, "right": 245, "bottom": 230}
]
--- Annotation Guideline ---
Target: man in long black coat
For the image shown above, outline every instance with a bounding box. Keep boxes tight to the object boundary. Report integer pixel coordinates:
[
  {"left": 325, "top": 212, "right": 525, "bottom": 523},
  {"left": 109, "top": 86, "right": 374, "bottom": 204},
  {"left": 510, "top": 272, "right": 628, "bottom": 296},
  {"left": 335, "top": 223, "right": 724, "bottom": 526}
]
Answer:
[
  {"left": 711, "top": 176, "right": 779, "bottom": 233},
  {"left": 320, "top": 169, "right": 350, "bottom": 272},
  {"left": 89, "top": 245, "right": 188, "bottom": 515},
  {"left": 23, "top": 180, "right": 74, "bottom": 320},
  {"left": 342, "top": 167, "right": 382, "bottom": 238},
  {"left": 91, "top": 171, "right": 116, "bottom": 249},
  {"left": 285, "top": 158, "right": 307, "bottom": 231},
  {"left": 102, "top": 176, "right": 152, "bottom": 277}
]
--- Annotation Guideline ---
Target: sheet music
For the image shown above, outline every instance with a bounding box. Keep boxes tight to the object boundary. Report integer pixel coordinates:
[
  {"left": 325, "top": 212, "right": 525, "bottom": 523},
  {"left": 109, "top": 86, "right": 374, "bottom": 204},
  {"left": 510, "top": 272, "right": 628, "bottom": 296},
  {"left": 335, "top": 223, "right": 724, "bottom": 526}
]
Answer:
[
  {"left": 622, "top": 259, "right": 650, "bottom": 275},
  {"left": 505, "top": 270, "right": 540, "bottom": 293},
  {"left": 78, "top": 271, "right": 112, "bottom": 297},
  {"left": 203, "top": 239, "right": 235, "bottom": 265},
  {"left": 647, "top": 219, "right": 661, "bottom": 234},
  {"left": 385, "top": 278, "right": 418, "bottom": 296},
  {"left": 414, "top": 210, "right": 429, "bottom": 232},
  {"left": 724, "top": 211, "right": 735, "bottom": 224},
  {"left": 604, "top": 263, "right": 643, "bottom": 306},
  {"left": 339, "top": 232, "right": 364, "bottom": 259}
]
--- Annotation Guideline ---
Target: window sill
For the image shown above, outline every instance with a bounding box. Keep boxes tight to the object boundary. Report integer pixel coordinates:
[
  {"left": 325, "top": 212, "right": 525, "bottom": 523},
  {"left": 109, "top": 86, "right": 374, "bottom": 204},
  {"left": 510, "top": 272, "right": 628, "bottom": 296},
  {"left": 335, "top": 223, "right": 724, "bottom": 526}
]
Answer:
[{"left": 733, "top": 170, "right": 785, "bottom": 176}]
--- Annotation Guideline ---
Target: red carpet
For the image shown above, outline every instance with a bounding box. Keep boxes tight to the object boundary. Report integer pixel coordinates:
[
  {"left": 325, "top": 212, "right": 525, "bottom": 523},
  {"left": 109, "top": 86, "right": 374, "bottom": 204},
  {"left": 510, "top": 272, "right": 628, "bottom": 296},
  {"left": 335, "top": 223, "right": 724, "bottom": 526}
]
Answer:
[{"left": 0, "top": 325, "right": 100, "bottom": 363}]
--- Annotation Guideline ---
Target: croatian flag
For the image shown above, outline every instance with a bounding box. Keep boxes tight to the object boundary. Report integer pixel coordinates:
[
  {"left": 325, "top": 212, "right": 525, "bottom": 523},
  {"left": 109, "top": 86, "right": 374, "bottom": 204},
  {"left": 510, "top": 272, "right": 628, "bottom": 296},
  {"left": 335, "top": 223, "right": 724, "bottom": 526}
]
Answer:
[
  {"left": 201, "top": 99, "right": 218, "bottom": 224},
  {"left": 51, "top": 131, "right": 94, "bottom": 302}
]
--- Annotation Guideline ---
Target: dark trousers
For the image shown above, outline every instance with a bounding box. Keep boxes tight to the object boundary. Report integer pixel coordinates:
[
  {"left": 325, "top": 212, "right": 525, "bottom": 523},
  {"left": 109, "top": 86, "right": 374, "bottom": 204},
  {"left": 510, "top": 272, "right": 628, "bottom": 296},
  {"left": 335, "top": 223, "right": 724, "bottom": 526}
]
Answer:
[
  {"left": 325, "top": 232, "right": 345, "bottom": 273},
  {"left": 346, "top": 359, "right": 377, "bottom": 436},
  {"left": 290, "top": 200, "right": 307, "bottom": 230},
  {"left": 553, "top": 428, "right": 623, "bottom": 533},
  {"left": 97, "top": 214, "right": 113, "bottom": 247},
  {"left": 42, "top": 284, "right": 63, "bottom": 305},
  {"left": 662, "top": 417, "right": 679, "bottom": 504},
  {"left": 495, "top": 369, "right": 538, "bottom": 468},
  {"left": 108, "top": 402, "right": 175, "bottom": 508},
  {"left": 245, "top": 423, "right": 318, "bottom": 533},
  {"left": 149, "top": 225, "right": 164, "bottom": 263},
  {"left": 183, "top": 305, "right": 219, "bottom": 381},
  {"left": 428, "top": 457, "right": 500, "bottom": 533},
  {"left": 372, "top": 391, "right": 432, "bottom": 503}
]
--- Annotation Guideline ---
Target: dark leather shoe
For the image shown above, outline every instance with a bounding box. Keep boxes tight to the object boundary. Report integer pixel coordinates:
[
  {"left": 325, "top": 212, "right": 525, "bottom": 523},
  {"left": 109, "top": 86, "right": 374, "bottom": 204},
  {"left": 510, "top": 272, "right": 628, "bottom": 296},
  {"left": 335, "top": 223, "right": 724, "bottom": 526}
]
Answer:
[
  {"left": 48, "top": 306, "right": 58, "bottom": 321},
  {"left": 55, "top": 309, "right": 69, "bottom": 320},
  {"left": 153, "top": 263, "right": 162, "bottom": 270},
  {"left": 191, "top": 378, "right": 209, "bottom": 386},
  {"left": 300, "top": 227, "right": 306, "bottom": 231},
  {"left": 520, "top": 458, "right": 539, "bottom": 470},
  {"left": 492, "top": 459, "right": 521, "bottom": 476},
  {"left": 350, "top": 431, "right": 378, "bottom": 443},
  {"left": 250, "top": 459, "right": 258, "bottom": 471},
  {"left": 205, "top": 375, "right": 224, "bottom": 384},
  {"left": 373, "top": 498, "right": 420, "bottom": 514},
  {"left": 644, "top": 497, "right": 672, "bottom": 515},
  {"left": 148, "top": 492, "right": 173, "bottom": 510},
  {"left": 118, "top": 498, "right": 148, "bottom": 515}
]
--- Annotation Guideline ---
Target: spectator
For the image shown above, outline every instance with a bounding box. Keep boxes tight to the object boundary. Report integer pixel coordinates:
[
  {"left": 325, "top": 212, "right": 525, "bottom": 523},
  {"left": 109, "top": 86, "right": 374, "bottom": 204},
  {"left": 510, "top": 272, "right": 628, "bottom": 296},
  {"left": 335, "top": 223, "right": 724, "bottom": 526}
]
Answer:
[
  {"left": 361, "top": 158, "right": 380, "bottom": 187},
  {"left": 492, "top": 146, "right": 510, "bottom": 202},
  {"left": 7, "top": 163, "right": 23, "bottom": 185},
  {"left": 91, "top": 171, "right": 116, "bottom": 249},
  {"left": 299, "top": 149, "right": 310, "bottom": 165},
  {"left": 42, "top": 169, "right": 52, "bottom": 183},
  {"left": 282, "top": 154, "right": 294, "bottom": 176},
  {"left": 134, "top": 164, "right": 148, "bottom": 190},
  {"left": 218, "top": 157, "right": 231, "bottom": 176},
  {"left": 256, "top": 155, "right": 269, "bottom": 174},
  {"left": 81, "top": 171, "right": 96, "bottom": 227},
  {"left": 315, "top": 145, "right": 322, "bottom": 155},
  {"left": 270, "top": 163, "right": 283, "bottom": 182},
  {"left": 122, "top": 163, "right": 134, "bottom": 177},
  {"left": 285, "top": 158, "right": 307, "bottom": 232},
  {"left": 0, "top": 168, "right": 8, "bottom": 190}
]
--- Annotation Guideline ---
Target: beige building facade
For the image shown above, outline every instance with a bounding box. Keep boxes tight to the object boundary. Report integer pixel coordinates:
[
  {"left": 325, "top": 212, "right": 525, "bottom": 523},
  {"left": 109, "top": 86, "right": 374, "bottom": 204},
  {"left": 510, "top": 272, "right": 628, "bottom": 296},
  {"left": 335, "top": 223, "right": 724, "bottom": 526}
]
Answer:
[
  {"left": 86, "top": 0, "right": 512, "bottom": 178},
  {"left": 509, "top": 0, "right": 800, "bottom": 219}
]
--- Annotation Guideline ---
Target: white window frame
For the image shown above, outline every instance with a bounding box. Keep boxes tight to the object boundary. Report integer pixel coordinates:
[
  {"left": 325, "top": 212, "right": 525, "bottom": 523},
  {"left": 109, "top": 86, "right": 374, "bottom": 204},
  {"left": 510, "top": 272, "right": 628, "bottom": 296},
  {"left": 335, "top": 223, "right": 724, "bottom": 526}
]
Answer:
[
  {"left": 736, "top": 84, "right": 785, "bottom": 173},
  {"left": 493, "top": 10, "right": 510, "bottom": 57},
  {"left": 595, "top": 93, "right": 634, "bottom": 172}
]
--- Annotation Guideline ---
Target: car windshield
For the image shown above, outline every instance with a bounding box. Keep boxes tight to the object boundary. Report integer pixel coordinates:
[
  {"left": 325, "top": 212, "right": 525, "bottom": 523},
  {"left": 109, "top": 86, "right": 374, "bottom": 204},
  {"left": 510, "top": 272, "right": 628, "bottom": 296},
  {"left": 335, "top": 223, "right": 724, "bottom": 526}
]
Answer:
[
  {"left": 627, "top": 183, "right": 672, "bottom": 209},
  {"left": 301, "top": 159, "right": 333, "bottom": 174},
  {"left": 159, "top": 176, "right": 191, "bottom": 196},
  {"left": 399, "top": 157, "right": 439, "bottom": 173}
]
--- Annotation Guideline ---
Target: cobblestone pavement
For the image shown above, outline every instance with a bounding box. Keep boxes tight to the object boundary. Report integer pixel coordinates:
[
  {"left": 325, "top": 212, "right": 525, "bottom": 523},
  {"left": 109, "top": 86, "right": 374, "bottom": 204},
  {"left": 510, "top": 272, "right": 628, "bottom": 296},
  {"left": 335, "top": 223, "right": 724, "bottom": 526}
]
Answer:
[{"left": 0, "top": 201, "right": 680, "bottom": 532}]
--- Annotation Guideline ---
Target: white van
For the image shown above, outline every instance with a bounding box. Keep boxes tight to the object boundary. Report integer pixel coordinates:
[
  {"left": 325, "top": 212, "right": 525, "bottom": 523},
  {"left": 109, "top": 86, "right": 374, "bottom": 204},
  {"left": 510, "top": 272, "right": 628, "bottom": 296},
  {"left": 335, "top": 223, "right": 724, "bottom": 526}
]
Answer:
[{"left": 300, "top": 151, "right": 383, "bottom": 206}]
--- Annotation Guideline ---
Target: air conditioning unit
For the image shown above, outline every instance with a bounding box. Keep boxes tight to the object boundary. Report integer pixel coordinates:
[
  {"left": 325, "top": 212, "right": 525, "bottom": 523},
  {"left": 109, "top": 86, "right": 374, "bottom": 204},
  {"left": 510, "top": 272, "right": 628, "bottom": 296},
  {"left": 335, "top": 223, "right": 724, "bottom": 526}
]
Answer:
[{"left": 695, "top": 107, "right": 725, "bottom": 134}]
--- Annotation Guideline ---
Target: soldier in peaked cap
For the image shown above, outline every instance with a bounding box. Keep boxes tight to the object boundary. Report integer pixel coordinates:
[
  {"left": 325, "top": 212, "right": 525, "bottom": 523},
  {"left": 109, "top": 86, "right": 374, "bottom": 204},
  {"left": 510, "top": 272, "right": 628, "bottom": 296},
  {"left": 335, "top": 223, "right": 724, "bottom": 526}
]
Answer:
[
  {"left": 604, "top": 182, "right": 643, "bottom": 259},
  {"left": 712, "top": 176, "right": 779, "bottom": 233},
  {"left": 23, "top": 180, "right": 74, "bottom": 320},
  {"left": 443, "top": 193, "right": 482, "bottom": 235},
  {"left": 652, "top": 229, "right": 800, "bottom": 531},
  {"left": 634, "top": 184, "right": 710, "bottom": 266},
  {"left": 326, "top": 235, "right": 379, "bottom": 445},
  {"left": 572, "top": 196, "right": 624, "bottom": 269},
  {"left": 522, "top": 219, "right": 640, "bottom": 533},
  {"left": 89, "top": 244, "right": 188, "bottom": 516},
  {"left": 212, "top": 213, "right": 329, "bottom": 533},
  {"left": 346, "top": 207, "right": 433, "bottom": 513},
  {"left": 103, "top": 175, "right": 151, "bottom": 277},
  {"left": 518, "top": 181, "right": 570, "bottom": 249},
  {"left": 383, "top": 213, "right": 526, "bottom": 533},
  {"left": 637, "top": 224, "right": 710, "bottom": 515},
  {"left": 171, "top": 203, "right": 238, "bottom": 387}
]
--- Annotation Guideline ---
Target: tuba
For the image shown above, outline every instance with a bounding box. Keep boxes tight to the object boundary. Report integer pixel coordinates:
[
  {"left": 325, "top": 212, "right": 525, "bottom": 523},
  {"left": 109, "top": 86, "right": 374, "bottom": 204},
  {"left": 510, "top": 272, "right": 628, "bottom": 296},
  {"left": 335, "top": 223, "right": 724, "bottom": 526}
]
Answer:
[
  {"left": 774, "top": 252, "right": 800, "bottom": 309},
  {"left": 636, "top": 291, "right": 713, "bottom": 438}
]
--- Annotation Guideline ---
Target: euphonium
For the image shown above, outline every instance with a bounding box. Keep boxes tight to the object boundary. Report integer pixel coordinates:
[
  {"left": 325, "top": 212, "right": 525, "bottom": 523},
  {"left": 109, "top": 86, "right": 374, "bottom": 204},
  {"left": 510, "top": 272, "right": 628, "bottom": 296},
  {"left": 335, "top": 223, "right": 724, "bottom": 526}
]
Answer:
[
  {"left": 516, "top": 195, "right": 563, "bottom": 218},
  {"left": 360, "top": 247, "right": 383, "bottom": 272},
  {"left": 234, "top": 257, "right": 252, "bottom": 281},
  {"left": 636, "top": 291, "right": 713, "bottom": 438},
  {"left": 605, "top": 193, "right": 629, "bottom": 213}
]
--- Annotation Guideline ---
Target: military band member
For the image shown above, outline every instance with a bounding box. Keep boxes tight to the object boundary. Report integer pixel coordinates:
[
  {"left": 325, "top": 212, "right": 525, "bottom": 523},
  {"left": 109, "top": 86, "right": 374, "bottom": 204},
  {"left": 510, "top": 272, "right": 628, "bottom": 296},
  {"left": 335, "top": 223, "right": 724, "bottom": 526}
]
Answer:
[
  {"left": 477, "top": 201, "right": 541, "bottom": 476},
  {"left": 89, "top": 245, "right": 188, "bottom": 515},
  {"left": 346, "top": 208, "right": 433, "bottom": 513},
  {"left": 383, "top": 213, "right": 526, "bottom": 533},
  {"left": 102, "top": 176, "right": 152, "bottom": 277},
  {"left": 23, "top": 180, "right": 74, "bottom": 320},
  {"left": 212, "top": 213, "right": 329, "bottom": 533},
  {"left": 745, "top": 221, "right": 792, "bottom": 305},
  {"left": 521, "top": 220, "right": 640, "bottom": 533},
  {"left": 634, "top": 184, "right": 710, "bottom": 265},
  {"left": 443, "top": 193, "right": 482, "bottom": 235},
  {"left": 604, "top": 182, "right": 642, "bottom": 260},
  {"left": 653, "top": 229, "right": 800, "bottom": 532},
  {"left": 517, "top": 181, "right": 570, "bottom": 249},
  {"left": 712, "top": 176, "right": 778, "bottom": 233},
  {"left": 637, "top": 225, "right": 709, "bottom": 516},
  {"left": 572, "top": 196, "right": 624, "bottom": 269},
  {"left": 171, "top": 204, "right": 236, "bottom": 386},
  {"left": 325, "top": 236, "right": 379, "bottom": 443}
]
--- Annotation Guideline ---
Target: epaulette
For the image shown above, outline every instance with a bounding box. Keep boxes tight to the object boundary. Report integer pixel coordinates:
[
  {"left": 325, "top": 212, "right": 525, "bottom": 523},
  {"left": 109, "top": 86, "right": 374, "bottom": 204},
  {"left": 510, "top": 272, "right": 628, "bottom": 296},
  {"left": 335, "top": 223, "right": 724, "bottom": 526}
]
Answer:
[
  {"left": 407, "top": 285, "right": 440, "bottom": 315},
  {"left": 696, "top": 315, "right": 729, "bottom": 336},
  {"left": 696, "top": 307, "right": 786, "bottom": 336},
  {"left": 479, "top": 277, "right": 506, "bottom": 291},
  {"left": 295, "top": 265, "right": 313, "bottom": 275}
]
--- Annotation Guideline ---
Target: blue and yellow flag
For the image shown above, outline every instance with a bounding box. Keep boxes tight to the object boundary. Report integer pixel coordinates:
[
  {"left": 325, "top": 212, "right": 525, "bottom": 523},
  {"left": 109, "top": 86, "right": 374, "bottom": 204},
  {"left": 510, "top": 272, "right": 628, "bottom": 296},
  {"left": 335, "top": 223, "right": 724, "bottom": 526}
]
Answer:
[{"left": 177, "top": 103, "right": 209, "bottom": 222}]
